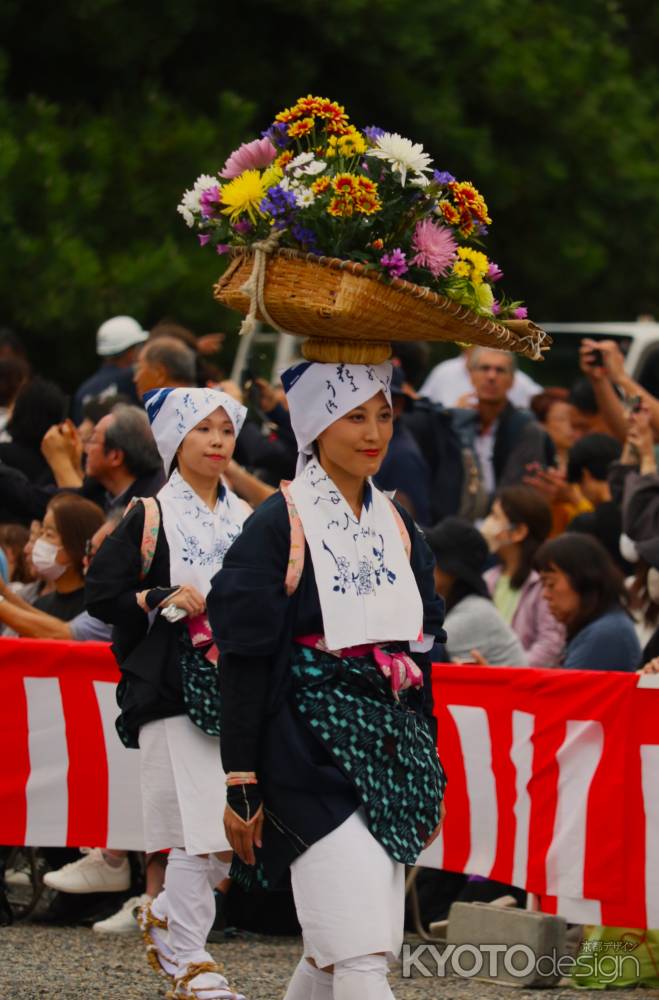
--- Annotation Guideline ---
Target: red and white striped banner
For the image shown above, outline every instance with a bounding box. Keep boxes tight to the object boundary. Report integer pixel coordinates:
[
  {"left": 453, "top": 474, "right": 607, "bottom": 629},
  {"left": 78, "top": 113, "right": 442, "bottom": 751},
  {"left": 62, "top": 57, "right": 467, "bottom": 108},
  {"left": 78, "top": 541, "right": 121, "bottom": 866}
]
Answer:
[
  {"left": 422, "top": 664, "right": 659, "bottom": 929},
  {"left": 0, "top": 639, "right": 657, "bottom": 927}
]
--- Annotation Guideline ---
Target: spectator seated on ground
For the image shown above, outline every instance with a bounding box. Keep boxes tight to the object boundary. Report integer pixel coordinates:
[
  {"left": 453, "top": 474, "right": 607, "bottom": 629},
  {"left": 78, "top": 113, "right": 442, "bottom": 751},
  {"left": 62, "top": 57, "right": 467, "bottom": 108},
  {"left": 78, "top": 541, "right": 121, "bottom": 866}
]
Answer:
[
  {"left": 482, "top": 485, "right": 565, "bottom": 667},
  {"left": 450, "top": 347, "right": 554, "bottom": 499},
  {"left": 425, "top": 516, "right": 526, "bottom": 665},
  {"left": 566, "top": 432, "right": 629, "bottom": 572},
  {"left": 536, "top": 533, "right": 641, "bottom": 672},
  {"left": 0, "top": 494, "right": 105, "bottom": 635},
  {"left": 72, "top": 315, "right": 146, "bottom": 423}
]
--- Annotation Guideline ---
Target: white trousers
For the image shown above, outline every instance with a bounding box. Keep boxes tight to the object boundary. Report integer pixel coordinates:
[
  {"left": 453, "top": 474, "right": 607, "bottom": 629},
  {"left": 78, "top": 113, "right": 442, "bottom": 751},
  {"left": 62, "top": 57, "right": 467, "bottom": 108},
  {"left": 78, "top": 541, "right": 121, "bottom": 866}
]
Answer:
[{"left": 290, "top": 809, "right": 405, "bottom": 970}]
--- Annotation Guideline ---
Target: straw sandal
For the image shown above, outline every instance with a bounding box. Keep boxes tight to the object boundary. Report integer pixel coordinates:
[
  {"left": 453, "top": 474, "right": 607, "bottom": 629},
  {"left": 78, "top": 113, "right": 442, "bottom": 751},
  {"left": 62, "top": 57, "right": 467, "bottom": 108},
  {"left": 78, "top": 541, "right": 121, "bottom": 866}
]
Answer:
[
  {"left": 136, "top": 899, "right": 178, "bottom": 983},
  {"left": 166, "top": 961, "right": 246, "bottom": 1000}
]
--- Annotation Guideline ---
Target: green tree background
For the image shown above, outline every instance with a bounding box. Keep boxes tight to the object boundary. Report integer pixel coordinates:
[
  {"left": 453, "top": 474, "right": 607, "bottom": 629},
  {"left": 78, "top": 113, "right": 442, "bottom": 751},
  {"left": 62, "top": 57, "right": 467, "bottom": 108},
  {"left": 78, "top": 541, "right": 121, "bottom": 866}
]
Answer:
[{"left": 1, "top": 0, "right": 658, "bottom": 387}]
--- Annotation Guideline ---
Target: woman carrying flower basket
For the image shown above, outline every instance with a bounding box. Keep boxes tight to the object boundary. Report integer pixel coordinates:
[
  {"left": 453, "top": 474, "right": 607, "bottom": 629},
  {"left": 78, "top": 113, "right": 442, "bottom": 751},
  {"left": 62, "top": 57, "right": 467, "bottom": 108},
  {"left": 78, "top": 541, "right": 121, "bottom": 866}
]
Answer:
[{"left": 208, "top": 361, "right": 447, "bottom": 999}]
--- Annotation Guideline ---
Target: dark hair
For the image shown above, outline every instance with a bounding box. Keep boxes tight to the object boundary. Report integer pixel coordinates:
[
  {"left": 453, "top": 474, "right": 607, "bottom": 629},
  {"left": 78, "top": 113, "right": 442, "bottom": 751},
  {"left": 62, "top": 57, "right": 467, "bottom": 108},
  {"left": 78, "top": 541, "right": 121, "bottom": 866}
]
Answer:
[
  {"left": 0, "top": 523, "right": 31, "bottom": 583},
  {"left": 81, "top": 393, "right": 132, "bottom": 424},
  {"left": 391, "top": 342, "right": 430, "bottom": 390},
  {"left": 534, "top": 533, "right": 626, "bottom": 639},
  {"left": 48, "top": 494, "right": 105, "bottom": 576},
  {"left": 566, "top": 432, "right": 621, "bottom": 484},
  {"left": 628, "top": 558, "right": 659, "bottom": 630},
  {"left": 0, "top": 327, "right": 27, "bottom": 361},
  {"left": 104, "top": 404, "right": 162, "bottom": 477},
  {"left": 497, "top": 485, "right": 552, "bottom": 589},
  {"left": 7, "top": 377, "right": 68, "bottom": 451},
  {"left": 568, "top": 377, "right": 598, "bottom": 415},
  {"left": 143, "top": 335, "right": 196, "bottom": 385},
  {"left": 0, "top": 357, "right": 29, "bottom": 407},
  {"left": 530, "top": 387, "right": 569, "bottom": 424}
]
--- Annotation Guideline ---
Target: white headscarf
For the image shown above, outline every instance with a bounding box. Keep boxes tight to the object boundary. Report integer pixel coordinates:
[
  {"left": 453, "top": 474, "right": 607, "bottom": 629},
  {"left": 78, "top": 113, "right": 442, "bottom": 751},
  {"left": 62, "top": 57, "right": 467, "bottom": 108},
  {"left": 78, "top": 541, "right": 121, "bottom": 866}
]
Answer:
[
  {"left": 144, "top": 386, "right": 247, "bottom": 475},
  {"left": 144, "top": 387, "right": 249, "bottom": 594},
  {"left": 281, "top": 361, "right": 392, "bottom": 473}
]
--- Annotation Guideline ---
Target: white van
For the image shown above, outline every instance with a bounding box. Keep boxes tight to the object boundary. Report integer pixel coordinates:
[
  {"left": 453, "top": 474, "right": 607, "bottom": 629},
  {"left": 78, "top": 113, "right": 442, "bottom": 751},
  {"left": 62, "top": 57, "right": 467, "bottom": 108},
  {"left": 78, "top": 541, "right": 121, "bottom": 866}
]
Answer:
[{"left": 528, "top": 320, "right": 659, "bottom": 394}]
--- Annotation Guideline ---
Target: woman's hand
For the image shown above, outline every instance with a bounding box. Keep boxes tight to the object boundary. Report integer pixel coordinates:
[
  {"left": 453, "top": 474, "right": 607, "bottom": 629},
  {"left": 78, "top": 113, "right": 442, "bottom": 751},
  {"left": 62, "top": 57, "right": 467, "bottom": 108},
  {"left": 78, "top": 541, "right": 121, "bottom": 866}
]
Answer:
[
  {"left": 638, "top": 657, "right": 659, "bottom": 676},
  {"left": 223, "top": 804, "right": 264, "bottom": 866},
  {"left": 161, "top": 585, "right": 206, "bottom": 617},
  {"left": 423, "top": 799, "right": 447, "bottom": 850},
  {"left": 627, "top": 402, "right": 657, "bottom": 474}
]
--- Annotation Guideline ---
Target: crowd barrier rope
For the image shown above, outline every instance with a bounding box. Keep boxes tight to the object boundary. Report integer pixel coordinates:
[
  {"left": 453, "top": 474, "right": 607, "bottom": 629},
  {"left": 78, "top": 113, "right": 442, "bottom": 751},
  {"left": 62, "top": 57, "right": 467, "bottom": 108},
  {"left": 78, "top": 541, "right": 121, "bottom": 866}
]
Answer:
[{"left": 0, "top": 638, "right": 657, "bottom": 928}]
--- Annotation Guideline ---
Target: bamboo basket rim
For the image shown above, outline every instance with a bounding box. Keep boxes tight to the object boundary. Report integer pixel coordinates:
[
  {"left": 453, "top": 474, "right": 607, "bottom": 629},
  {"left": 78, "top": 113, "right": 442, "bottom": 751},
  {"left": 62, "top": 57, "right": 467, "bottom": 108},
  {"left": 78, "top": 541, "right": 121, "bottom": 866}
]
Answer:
[{"left": 216, "top": 247, "right": 551, "bottom": 360}]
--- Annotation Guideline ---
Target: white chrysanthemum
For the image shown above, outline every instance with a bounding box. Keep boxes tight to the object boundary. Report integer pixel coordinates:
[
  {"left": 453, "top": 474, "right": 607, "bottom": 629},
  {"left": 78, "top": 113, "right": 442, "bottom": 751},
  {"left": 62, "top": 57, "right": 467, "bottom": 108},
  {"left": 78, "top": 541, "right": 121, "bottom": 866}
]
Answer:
[
  {"left": 177, "top": 174, "right": 219, "bottom": 226},
  {"left": 288, "top": 152, "right": 315, "bottom": 170},
  {"left": 177, "top": 190, "right": 198, "bottom": 227},
  {"left": 295, "top": 188, "right": 316, "bottom": 208},
  {"left": 367, "top": 132, "right": 433, "bottom": 186},
  {"left": 410, "top": 174, "right": 431, "bottom": 188},
  {"left": 291, "top": 158, "right": 327, "bottom": 179}
]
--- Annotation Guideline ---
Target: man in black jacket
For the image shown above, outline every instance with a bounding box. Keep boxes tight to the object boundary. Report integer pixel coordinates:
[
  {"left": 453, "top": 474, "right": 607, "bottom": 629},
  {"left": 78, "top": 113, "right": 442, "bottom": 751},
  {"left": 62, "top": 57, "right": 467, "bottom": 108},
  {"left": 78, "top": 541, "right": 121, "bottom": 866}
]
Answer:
[{"left": 450, "top": 347, "right": 553, "bottom": 502}]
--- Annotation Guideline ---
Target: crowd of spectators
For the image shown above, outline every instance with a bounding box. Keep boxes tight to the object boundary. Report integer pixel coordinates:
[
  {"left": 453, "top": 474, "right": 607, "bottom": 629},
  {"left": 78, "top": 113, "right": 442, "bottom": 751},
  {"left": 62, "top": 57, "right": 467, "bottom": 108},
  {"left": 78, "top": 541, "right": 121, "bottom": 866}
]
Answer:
[{"left": 1, "top": 313, "right": 658, "bottom": 934}]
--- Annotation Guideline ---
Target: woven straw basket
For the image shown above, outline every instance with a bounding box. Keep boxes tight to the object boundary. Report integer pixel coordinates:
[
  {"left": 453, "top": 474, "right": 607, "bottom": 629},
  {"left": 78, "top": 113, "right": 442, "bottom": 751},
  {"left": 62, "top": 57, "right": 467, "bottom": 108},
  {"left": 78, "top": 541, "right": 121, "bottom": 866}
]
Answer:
[{"left": 214, "top": 248, "right": 550, "bottom": 364}]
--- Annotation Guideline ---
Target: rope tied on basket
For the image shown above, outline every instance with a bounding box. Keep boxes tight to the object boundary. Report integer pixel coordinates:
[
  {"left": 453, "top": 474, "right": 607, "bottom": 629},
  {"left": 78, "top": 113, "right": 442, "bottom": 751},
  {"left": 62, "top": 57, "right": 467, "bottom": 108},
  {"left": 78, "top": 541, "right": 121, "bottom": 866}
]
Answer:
[{"left": 237, "top": 230, "right": 289, "bottom": 337}]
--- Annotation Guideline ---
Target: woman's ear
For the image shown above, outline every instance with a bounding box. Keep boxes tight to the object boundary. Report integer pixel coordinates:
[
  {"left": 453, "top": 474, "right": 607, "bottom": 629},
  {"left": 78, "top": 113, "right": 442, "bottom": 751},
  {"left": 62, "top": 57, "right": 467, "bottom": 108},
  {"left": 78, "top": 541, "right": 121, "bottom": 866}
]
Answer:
[{"left": 511, "top": 522, "right": 529, "bottom": 544}]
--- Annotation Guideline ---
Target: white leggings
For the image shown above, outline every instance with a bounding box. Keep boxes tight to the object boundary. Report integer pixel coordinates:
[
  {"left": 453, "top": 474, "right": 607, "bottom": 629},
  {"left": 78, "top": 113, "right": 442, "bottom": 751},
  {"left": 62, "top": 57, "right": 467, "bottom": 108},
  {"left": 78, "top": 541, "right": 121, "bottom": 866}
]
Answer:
[
  {"left": 283, "top": 955, "right": 394, "bottom": 1000},
  {"left": 152, "top": 848, "right": 230, "bottom": 967}
]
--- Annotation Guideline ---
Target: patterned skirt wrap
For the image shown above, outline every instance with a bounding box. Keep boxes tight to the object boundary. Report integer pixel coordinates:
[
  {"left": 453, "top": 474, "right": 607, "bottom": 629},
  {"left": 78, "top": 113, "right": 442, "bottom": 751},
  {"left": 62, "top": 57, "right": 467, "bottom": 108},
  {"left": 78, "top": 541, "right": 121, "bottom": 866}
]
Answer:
[
  {"left": 230, "top": 644, "right": 446, "bottom": 891},
  {"left": 291, "top": 644, "right": 446, "bottom": 864}
]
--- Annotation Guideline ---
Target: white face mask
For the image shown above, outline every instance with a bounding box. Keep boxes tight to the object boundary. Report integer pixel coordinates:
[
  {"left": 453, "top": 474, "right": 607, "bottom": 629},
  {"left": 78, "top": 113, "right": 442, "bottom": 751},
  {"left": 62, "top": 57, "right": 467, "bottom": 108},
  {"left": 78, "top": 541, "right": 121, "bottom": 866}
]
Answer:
[
  {"left": 647, "top": 567, "right": 659, "bottom": 605},
  {"left": 480, "top": 514, "right": 512, "bottom": 554},
  {"left": 619, "top": 533, "right": 639, "bottom": 564},
  {"left": 32, "top": 538, "right": 68, "bottom": 581}
]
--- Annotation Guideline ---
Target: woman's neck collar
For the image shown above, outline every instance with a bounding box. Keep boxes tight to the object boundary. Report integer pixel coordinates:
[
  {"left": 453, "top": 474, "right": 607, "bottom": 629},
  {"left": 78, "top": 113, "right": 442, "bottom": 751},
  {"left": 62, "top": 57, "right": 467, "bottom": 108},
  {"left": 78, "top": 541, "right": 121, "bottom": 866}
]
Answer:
[
  {"left": 173, "top": 467, "right": 220, "bottom": 511},
  {"left": 316, "top": 458, "right": 366, "bottom": 519}
]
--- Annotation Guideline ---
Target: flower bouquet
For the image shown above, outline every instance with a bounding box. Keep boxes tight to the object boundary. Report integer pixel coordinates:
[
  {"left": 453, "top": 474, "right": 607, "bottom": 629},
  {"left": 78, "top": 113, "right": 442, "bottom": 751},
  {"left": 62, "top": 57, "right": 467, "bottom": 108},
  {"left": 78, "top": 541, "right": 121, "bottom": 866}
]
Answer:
[{"left": 178, "top": 95, "right": 550, "bottom": 363}]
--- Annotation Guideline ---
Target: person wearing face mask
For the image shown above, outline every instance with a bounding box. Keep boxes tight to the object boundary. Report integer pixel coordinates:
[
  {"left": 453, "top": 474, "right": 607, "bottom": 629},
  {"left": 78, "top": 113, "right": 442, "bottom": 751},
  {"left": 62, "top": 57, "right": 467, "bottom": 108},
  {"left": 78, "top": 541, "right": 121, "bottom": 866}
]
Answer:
[
  {"left": 0, "top": 495, "right": 105, "bottom": 630},
  {"left": 482, "top": 486, "right": 565, "bottom": 668},
  {"left": 86, "top": 386, "right": 250, "bottom": 1000},
  {"left": 535, "top": 534, "right": 641, "bottom": 672}
]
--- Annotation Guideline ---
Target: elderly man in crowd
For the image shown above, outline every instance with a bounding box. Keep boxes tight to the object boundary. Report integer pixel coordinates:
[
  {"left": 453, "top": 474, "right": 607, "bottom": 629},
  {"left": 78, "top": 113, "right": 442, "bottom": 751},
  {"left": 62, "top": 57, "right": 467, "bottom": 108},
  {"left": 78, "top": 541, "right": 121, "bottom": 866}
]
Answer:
[{"left": 451, "top": 347, "right": 554, "bottom": 499}]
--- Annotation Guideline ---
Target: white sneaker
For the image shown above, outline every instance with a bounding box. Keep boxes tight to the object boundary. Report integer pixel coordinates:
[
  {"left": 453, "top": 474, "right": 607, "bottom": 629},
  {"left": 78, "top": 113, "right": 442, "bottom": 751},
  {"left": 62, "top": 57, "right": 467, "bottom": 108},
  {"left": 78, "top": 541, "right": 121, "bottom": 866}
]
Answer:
[
  {"left": 93, "top": 892, "right": 151, "bottom": 934},
  {"left": 43, "top": 849, "right": 131, "bottom": 894}
]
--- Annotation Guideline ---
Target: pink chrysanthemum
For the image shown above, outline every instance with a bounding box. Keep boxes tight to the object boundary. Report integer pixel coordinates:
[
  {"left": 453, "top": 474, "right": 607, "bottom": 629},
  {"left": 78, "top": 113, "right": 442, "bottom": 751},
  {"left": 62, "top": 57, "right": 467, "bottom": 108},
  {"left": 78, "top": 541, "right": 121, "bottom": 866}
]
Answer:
[
  {"left": 411, "top": 219, "right": 457, "bottom": 278},
  {"left": 220, "top": 138, "right": 277, "bottom": 179},
  {"left": 513, "top": 306, "right": 528, "bottom": 319}
]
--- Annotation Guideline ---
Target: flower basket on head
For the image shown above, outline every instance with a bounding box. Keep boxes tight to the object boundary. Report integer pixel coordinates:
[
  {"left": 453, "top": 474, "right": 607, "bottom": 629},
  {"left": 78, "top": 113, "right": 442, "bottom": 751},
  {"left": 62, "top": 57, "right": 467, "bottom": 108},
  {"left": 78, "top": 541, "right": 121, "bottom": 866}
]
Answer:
[{"left": 179, "top": 95, "right": 551, "bottom": 364}]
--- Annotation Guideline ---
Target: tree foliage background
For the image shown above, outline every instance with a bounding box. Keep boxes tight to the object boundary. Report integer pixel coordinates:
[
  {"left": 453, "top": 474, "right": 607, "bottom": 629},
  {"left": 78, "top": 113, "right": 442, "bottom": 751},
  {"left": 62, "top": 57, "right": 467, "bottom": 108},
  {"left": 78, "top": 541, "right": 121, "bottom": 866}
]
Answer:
[{"left": 1, "top": 0, "right": 658, "bottom": 386}]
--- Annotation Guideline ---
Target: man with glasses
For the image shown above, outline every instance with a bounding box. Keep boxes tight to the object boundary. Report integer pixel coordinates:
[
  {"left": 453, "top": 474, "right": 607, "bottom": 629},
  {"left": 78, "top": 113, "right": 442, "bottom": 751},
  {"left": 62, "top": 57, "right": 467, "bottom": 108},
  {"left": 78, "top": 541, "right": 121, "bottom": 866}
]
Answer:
[{"left": 451, "top": 348, "right": 554, "bottom": 501}]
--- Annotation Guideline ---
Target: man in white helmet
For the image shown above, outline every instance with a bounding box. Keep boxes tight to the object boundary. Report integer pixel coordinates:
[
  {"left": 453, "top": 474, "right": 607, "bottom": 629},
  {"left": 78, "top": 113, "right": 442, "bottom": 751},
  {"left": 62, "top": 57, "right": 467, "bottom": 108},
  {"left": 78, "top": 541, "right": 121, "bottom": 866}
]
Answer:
[{"left": 71, "top": 315, "right": 148, "bottom": 423}]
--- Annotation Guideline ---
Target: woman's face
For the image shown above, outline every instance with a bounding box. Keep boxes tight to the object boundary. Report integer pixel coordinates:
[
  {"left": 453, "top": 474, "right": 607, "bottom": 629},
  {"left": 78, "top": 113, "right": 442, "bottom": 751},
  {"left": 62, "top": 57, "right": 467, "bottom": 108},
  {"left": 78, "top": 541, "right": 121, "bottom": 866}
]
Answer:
[
  {"left": 480, "top": 500, "right": 519, "bottom": 554},
  {"left": 41, "top": 507, "right": 70, "bottom": 567},
  {"left": 316, "top": 392, "right": 393, "bottom": 480},
  {"left": 177, "top": 407, "right": 236, "bottom": 483},
  {"left": 545, "top": 401, "right": 576, "bottom": 452},
  {"left": 540, "top": 565, "right": 580, "bottom": 624}
]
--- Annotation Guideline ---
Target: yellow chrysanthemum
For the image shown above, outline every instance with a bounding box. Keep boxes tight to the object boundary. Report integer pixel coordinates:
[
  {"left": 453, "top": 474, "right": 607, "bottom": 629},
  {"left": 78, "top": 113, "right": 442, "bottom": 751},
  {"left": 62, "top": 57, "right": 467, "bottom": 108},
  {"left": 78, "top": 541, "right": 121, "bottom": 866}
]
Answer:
[
  {"left": 220, "top": 166, "right": 281, "bottom": 224},
  {"left": 452, "top": 247, "right": 490, "bottom": 286},
  {"left": 326, "top": 128, "right": 367, "bottom": 158},
  {"left": 453, "top": 261, "right": 471, "bottom": 279}
]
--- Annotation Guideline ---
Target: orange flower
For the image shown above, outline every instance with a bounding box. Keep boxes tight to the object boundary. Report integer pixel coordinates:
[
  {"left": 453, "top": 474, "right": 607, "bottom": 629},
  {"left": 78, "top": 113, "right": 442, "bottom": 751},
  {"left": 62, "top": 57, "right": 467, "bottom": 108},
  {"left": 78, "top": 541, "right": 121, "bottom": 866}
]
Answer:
[
  {"left": 288, "top": 117, "right": 315, "bottom": 139},
  {"left": 275, "top": 150, "right": 293, "bottom": 170},
  {"left": 449, "top": 181, "right": 491, "bottom": 225},
  {"left": 311, "top": 176, "right": 330, "bottom": 194},
  {"left": 439, "top": 202, "right": 460, "bottom": 226},
  {"left": 371, "top": 239, "right": 384, "bottom": 250},
  {"left": 328, "top": 196, "right": 355, "bottom": 217}
]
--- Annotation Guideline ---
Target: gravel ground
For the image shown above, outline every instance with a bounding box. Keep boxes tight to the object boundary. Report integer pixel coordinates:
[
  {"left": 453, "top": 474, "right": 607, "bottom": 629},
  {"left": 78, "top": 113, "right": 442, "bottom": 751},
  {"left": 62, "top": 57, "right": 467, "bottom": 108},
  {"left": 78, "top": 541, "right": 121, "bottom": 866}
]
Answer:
[{"left": 1, "top": 926, "right": 657, "bottom": 1000}]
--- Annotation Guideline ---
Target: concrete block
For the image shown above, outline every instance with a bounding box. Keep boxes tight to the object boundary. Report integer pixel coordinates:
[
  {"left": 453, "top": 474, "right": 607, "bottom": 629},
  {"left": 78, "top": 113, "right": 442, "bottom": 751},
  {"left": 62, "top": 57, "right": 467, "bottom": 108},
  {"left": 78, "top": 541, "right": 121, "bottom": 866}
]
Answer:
[{"left": 445, "top": 901, "right": 567, "bottom": 987}]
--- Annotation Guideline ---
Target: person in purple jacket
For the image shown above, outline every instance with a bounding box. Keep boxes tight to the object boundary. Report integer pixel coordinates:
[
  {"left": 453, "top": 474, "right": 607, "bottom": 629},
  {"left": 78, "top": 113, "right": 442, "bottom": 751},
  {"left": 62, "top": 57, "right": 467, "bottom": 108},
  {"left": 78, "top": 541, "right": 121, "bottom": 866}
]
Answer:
[{"left": 482, "top": 485, "right": 565, "bottom": 667}]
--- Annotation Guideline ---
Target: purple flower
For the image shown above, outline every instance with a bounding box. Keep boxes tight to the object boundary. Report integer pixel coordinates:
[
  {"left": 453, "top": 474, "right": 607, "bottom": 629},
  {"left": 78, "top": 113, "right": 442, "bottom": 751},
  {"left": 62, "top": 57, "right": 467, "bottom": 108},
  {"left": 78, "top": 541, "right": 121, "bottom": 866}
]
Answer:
[
  {"left": 491, "top": 301, "right": 501, "bottom": 315},
  {"left": 199, "top": 186, "right": 222, "bottom": 219},
  {"left": 433, "top": 170, "right": 455, "bottom": 184},
  {"left": 364, "top": 126, "right": 385, "bottom": 142},
  {"left": 262, "top": 122, "right": 291, "bottom": 149},
  {"left": 381, "top": 248, "right": 408, "bottom": 279},
  {"left": 475, "top": 223, "right": 489, "bottom": 236},
  {"left": 488, "top": 262, "right": 504, "bottom": 282},
  {"left": 260, "top": 184, "right": 298, "bottom": 230},
  {"left": 232, "top": 219, "right": 254, "bottom": 236},
  {"left": 216, "top": 244, "right": 231, "bottom": 255},
  {"left": 513, "top": 306, "right": 528, "bottom": 319},
  {"left": 291, "top": 223, "right": 320, "bottom": 254},
  {"left": 198, "top": 234, "right": 211, "bottom": 247}
]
